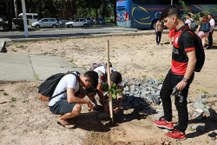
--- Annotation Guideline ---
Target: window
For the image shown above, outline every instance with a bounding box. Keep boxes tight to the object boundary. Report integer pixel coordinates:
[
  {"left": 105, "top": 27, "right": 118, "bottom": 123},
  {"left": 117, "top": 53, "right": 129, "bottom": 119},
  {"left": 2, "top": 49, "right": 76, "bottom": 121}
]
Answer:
[
  {"left": 133, "top": 0, "right": 217, "bottom": 5},
  {"left": 117, "top": 6, "right": 126, "bottom": 11},
  {"left": 182, "top": 0, "right": 217, "bottom": 5},
  {"left": 49, "top": 19, "right": 55, "bottom": 22},
  {"left": 42, "top": 19, "right": 48, "bottom": 22},
  {"left": 133, "top": 0, "right": 171, "bottom": 5},
  {"left": 27, "top": 15, "right": 32, "bottom": 19},
  {"left": 33, "top": 16, "right": 38, "bottom": 19}
]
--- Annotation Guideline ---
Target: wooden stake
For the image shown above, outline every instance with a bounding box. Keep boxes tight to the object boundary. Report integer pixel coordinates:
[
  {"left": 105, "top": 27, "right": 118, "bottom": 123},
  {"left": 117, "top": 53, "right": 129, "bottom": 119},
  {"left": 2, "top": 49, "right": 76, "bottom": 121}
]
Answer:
[{"left": 106, "top": 40, "right": 113, "bottom": 123}]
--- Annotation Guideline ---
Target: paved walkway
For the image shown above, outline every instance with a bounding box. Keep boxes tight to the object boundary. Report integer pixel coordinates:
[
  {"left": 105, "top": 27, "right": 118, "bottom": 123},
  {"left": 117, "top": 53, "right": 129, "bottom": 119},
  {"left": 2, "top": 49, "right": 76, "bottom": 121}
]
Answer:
[{"left": 0, "top": 53, "right": 85, "bottom": 81}]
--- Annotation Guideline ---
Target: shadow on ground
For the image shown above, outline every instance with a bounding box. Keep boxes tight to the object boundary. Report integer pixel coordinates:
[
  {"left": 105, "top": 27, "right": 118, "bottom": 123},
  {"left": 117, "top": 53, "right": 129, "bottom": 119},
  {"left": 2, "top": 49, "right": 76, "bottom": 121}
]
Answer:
[{"left": 68, "top": 96, "right": 157, "bottom": 132}]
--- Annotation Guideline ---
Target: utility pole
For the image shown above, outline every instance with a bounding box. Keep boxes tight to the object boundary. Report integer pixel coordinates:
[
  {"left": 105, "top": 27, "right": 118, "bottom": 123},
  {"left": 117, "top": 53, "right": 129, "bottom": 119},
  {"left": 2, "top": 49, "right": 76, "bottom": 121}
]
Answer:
[{"left": 21, "top": 0, "right": 29, "bottom": 38}]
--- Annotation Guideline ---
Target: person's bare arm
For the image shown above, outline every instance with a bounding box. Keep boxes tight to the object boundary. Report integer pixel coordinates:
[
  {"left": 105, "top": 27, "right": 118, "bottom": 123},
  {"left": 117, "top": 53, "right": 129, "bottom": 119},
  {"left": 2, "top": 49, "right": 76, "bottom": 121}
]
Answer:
[
  {"left": 196, "top": 25, "right": 201, "bottom": 34},
  {"left": 67, "top": 88, "right": 90, "bottom": 104},
  {"left": 96, "top": 82, "right": 106, "bottom": 104},
  {"left": 176, "top": 50, "right": 196, "bottom": 91},
  {"left": 113, "top": 95, "right": 123, "bottom": 113}
]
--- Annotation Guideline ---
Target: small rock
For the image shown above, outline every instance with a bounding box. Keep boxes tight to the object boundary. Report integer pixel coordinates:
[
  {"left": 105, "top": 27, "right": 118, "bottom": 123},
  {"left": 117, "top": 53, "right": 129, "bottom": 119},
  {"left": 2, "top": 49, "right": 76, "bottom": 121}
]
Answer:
[
  {"left": 192, "top": 112, "right": 204, "bottom": 120},
  {"left": 154, "top": 110, "right": 164, "bottom": 120},
  {"left": 193, "top": 101, "right": 205, "bottom": 109},
  {"left": 195, "top": 108, "right": 204, "bottom": 114}
]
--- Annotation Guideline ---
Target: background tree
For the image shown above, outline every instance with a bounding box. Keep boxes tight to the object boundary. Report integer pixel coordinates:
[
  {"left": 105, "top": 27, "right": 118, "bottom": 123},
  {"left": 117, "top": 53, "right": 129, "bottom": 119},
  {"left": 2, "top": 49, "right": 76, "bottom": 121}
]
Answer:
[{"left": 5, "top": 0, "right": 13, "bottom": 30}]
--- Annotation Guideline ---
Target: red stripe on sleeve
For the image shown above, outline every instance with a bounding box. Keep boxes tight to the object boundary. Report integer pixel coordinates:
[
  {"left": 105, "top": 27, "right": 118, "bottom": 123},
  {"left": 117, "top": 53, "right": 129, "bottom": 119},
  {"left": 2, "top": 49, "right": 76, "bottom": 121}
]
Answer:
[{"left": 185, "top": 47, "right": 195, "bottom": 52}]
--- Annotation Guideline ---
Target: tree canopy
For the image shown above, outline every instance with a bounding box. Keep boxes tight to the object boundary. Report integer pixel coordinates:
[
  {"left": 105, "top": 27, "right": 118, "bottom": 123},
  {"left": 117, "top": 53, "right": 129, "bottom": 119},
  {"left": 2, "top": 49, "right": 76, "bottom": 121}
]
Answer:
[{"left": 0, "top": 0, "right": 116, "bottom": 30}]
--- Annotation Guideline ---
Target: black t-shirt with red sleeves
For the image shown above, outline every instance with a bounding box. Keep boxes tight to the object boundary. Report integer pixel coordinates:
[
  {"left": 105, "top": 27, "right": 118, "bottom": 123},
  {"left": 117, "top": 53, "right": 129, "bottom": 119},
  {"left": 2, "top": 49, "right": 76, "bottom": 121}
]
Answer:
[{"left": 171, "top": 25, "right": 195, "bottom": 75}]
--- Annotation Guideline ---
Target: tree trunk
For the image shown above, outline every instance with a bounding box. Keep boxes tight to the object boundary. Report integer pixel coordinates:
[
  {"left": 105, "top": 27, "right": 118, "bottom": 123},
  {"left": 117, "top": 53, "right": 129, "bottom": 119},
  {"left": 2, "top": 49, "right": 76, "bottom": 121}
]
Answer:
[
  {"left": 38, "top": 0, "right": 42, "bottom": 19},
  {"left": 114, "top": 2, "right": 116, "bottom": 24},
  {"left": 14, "top": 0, "right": 17, "bottom": 18},
  {"left": 95, "top": 8, "right": 98, "bottom": 19},
  {"left": 102, "top": 2, "right": 107, "bottom": 19},
  {"left": 6, "top": 0, "right": 13, "bottom": 30}
]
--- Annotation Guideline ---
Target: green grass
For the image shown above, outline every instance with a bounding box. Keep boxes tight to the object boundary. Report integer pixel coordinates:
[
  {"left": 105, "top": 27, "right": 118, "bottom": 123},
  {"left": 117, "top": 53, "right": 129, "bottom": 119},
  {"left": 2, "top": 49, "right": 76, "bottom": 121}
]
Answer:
[
  {"left": 15, "top": 45, "right": 25, "bottom": 49},
  {"left": 197, "top": 88, "right": 209, "bottom": 95},
  {"left": 158, "top": 75, "right": 165, "bottom": 82},
  {"left": 9, "top": 97, "right": 17, "bottom": 107},
  {"left": 35, "top": 74, "right": 40, "bottom": 81},
  {"left": 3, "top": 92, "right": 9, "bottom": 96},
  {"left": 10, "top": 97, "right": 17, "bottom": 103}
]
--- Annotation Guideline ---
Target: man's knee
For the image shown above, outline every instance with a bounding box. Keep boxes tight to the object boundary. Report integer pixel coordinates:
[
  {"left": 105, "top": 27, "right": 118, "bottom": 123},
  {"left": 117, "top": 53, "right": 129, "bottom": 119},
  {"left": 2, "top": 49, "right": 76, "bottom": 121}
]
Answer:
[{"left": 72, "top": 104, "right": 82, "bottom": 115}]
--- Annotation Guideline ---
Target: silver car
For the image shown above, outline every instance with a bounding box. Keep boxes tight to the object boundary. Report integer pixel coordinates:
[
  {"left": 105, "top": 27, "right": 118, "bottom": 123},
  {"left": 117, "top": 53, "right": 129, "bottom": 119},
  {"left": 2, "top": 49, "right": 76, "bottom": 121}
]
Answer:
[
  {"left": 65, "top": 18, "right": 88, "bottom": 27},
  {"left": 31, "top": 18, "right": 59, "bottom": 28}
]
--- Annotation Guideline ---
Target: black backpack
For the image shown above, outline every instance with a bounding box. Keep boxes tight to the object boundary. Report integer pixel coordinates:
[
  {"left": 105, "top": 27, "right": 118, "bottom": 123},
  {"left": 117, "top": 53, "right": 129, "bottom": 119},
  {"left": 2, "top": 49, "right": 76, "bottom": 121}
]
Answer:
[
  {"left": 38, "top": 71, "right": 79, "bottom": 101},
  {"left": 179, "top": 28, "right": 205, "bottom": 72}
]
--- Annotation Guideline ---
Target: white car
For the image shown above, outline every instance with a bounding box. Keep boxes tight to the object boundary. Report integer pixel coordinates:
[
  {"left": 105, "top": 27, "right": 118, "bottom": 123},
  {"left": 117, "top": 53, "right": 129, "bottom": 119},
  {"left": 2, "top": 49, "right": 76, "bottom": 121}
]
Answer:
[
  {"left": 31, "top": 18, "right": 59, "bottom": 28},
  {"left": 65, "top": 18, "right": 88, "bottom": 27},
  {"left": 18, "top": 13, "right": 38, "bottom": 25}
]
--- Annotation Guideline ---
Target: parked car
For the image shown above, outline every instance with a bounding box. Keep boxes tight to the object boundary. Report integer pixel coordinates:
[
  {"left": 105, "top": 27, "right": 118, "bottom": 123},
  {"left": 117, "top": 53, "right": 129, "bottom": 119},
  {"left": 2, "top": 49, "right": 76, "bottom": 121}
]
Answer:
[
  {"left": 31, "top": 18, "right": 59, "bottom": 28},
  {"left": 86, "top": 17, "right": 94, "bottom": 26},
  {"left": 56, "top": 18, "right": 69, "bottom": 27},
  {"left": 0, "top": 16, "right": 9, "bottom": 31},
  {"left": 95, "top": 17, "right": 106, "bottom": 25},
  {"left": 18, "top": 13, "right": 38, "bottom": 25},
  {"left": 65, "top": 18, "right": 88, "bottom": 27}
]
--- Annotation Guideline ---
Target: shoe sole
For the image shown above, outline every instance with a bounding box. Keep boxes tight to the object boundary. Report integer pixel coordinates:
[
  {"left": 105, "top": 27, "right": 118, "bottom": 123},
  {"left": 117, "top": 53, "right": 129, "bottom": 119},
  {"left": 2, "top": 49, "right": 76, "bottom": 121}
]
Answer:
[
  {"left": 165, "top": 134, "right": 187, "bottom": 140},
  {"left": 155, "top": 124, "right": 174, "bottom": 130}
]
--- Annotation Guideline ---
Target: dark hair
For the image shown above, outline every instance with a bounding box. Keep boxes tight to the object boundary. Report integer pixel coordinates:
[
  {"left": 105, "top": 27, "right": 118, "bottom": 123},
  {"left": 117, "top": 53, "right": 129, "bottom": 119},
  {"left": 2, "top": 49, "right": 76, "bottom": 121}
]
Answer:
[
  {"left": 84, "top": 71, "right": 98, "bottom": 88},
  {"left": 200, "top": 12, "right": 205, "bottom": 17},
  {"left": 160, "top": 5, "right": 180, "bottom": 20},
  {"left": 106, "top": 62, "right": 112, "bottom": 67},
  {"left": 208, "top": 13, "right": 213, "bottom": 17},
  {"left": 187, "top": 13, "right": 191, "bottom": 17},
  {"left": 111, "top": 71, "right": 122, "bottom": 84}
]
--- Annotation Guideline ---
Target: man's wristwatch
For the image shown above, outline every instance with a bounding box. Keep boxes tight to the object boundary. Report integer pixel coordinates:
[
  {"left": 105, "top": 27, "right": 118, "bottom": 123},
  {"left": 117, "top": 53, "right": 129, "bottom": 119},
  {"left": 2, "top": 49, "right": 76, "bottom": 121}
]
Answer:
[{"left": 182, "top": 77, "right": 189, "bottom": 83}]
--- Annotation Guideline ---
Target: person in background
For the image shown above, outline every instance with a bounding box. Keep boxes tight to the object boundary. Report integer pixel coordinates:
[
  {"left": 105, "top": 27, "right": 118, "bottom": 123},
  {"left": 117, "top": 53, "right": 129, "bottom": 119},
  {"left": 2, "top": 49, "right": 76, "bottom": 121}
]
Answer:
[
  {"left": 207, "top": 14, "right": 215, "bottom": 49},
  {"left": 196, "top": 15, "right": 210, "bottom": 48},
  {"left": 185, "top": 13, "right": 193, "bottom": 28},
  {"left": 155, "top": 19, "right": 164, "bottom": 45}
]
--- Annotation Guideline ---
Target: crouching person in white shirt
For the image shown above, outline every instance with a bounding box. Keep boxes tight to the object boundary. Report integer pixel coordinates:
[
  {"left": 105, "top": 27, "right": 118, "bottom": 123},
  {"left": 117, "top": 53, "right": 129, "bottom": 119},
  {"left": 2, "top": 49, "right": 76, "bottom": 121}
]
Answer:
[{"left": 49, "top": 71, "right": 98, "bottom": 128}]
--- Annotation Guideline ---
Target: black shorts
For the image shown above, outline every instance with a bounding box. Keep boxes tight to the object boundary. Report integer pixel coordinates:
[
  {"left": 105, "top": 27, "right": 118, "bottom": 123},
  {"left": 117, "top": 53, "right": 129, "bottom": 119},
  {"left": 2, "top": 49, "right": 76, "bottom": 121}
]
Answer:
[{"left": 49, "top": 99, "right": 76, "bottom": 115}]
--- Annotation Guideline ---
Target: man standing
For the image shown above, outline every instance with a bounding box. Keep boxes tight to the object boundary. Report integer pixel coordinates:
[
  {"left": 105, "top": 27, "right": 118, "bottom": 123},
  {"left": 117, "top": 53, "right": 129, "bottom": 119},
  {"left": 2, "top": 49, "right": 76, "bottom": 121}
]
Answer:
[
  {"left": 153, "top": 5, "right": 197, "bottom": 139},
  {"left": 155, "top": 19, "right": 164, "bottom": 45},
  {"left": 207, "top": 14, "right": 215, "bottom": 49},
  {"left": 185, "top": 13, "right": 192, "bottom": 28}
]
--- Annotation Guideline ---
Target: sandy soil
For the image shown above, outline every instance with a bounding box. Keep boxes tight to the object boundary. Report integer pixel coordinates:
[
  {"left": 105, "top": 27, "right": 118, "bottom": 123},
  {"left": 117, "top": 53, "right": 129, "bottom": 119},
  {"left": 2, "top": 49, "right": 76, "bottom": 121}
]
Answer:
[{"left": 0, "top": 32, "right": 217, "bottom": 145}]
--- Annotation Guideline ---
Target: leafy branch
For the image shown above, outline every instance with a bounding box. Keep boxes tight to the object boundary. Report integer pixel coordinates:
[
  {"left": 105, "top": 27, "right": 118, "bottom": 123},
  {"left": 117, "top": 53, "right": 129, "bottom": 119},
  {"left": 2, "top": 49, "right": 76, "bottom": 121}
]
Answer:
[{"left": 108, "top": 83, "right": 122, "bottom": 99}]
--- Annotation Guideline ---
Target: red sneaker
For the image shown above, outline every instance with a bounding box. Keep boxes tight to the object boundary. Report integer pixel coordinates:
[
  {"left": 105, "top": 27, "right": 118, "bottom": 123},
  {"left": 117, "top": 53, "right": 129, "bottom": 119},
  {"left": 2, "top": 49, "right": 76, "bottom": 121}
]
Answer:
[
  {"left": 153, "top": 120, "right": 174, "bottom": 130},
  {"left": 165, "top": 129, "right": 186, "bottom": 140}
]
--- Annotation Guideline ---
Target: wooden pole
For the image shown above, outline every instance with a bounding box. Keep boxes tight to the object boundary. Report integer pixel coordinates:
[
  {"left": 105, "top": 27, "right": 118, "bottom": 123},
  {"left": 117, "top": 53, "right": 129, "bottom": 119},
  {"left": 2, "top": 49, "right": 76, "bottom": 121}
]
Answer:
[{"left": 106, "top": 40, "right": 113, "bottom": 123}]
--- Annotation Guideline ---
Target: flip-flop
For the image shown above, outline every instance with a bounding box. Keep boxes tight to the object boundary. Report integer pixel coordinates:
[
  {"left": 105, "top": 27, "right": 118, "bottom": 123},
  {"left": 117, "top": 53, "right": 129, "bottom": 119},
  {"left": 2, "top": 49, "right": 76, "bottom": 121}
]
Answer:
[{"left": 57, "top": 121, "right": 76, "bottom": 129}]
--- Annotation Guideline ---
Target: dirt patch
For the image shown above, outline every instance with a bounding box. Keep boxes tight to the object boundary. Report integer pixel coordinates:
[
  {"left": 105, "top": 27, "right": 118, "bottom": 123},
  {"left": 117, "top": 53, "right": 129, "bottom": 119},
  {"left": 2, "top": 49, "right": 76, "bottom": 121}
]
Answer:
[{"left": 1, "top": 33, "right": 217, "bottom": 145}]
